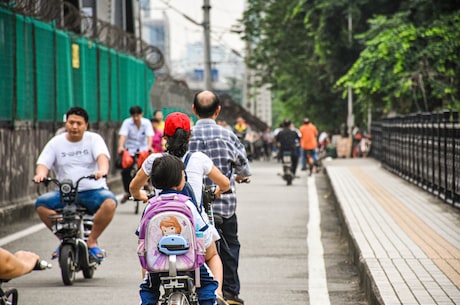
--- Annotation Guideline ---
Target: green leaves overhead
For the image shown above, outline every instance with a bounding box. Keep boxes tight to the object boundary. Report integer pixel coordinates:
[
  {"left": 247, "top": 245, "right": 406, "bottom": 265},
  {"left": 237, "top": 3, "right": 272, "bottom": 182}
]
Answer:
[
  {"left": 338, "top": 12, "right": 460, "bottom": 114},
  {"left": 242, "top": 0, "right": 460, "bottom": 130}
]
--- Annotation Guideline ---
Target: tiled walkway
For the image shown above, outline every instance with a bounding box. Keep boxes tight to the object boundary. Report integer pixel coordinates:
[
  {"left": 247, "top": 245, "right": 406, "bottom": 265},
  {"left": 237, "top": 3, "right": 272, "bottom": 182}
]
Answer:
[{"left": 324, "top": 158, "right": 460, "bottom": 305}]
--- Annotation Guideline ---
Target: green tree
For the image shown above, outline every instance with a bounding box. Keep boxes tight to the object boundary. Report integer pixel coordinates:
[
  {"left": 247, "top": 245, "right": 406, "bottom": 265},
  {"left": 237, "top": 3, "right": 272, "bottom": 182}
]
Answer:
[
  {"left": 242, "top": 0, "right": 460, "bottom": 131},
  {"left": 337, "top": 12, "right": 460, "bottom": 115}
]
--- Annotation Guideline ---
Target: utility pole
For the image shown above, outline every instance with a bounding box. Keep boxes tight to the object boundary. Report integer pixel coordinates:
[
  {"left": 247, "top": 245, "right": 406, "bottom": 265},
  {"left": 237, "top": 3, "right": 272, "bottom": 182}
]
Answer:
[
  {"left": 203, "top": 0, "right": 212, "bottom": 90},
  {"left": 347, "top": 3, "right": 354, "bottom": 155}
]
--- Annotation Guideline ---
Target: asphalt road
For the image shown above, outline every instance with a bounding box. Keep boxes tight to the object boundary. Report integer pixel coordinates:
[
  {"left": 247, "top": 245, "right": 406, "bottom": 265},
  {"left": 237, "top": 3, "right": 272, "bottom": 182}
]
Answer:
[{"left": 1, "top": 159, "right": 366, "bottom": 305}]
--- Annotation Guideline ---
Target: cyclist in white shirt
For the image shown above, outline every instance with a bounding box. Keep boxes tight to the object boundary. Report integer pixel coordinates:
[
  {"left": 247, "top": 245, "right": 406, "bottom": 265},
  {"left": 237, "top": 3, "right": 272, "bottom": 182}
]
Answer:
[{"left": 117, "top": 106, "right": 154, "bottom": 202}]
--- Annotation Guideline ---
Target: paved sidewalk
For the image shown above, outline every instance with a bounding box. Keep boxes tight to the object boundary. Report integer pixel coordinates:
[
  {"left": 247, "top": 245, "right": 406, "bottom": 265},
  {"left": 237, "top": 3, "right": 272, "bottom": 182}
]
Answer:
[{"left": 324, "top": 158, "right": 460, "bottom": 305}]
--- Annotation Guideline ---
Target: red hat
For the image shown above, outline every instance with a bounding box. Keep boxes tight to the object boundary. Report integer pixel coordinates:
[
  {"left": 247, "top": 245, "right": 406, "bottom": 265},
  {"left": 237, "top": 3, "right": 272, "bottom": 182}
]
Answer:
[{"left": 164, "top": 112, "right": 191, "bottom": 136}]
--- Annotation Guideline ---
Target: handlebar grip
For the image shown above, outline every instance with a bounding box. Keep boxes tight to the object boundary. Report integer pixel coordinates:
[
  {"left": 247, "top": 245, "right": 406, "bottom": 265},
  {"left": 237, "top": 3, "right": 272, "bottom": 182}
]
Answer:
[{"left": 34, "top": 260, "right": 52, "bottom": 270}]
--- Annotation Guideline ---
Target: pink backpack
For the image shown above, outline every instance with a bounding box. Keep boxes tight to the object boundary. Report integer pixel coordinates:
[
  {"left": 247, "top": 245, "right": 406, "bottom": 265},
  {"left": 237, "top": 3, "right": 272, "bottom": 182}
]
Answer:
[{"left": 137, "top": 193, "right": 206, "bottom": 273}]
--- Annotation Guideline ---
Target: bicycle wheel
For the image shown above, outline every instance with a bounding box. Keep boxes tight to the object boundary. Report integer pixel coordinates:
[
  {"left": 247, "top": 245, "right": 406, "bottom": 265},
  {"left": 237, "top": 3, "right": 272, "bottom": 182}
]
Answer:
[
  {"left": 1, "top": 288, "right": 18, "bottom": 305},
  {"left": 167, "top": 292, "right": 191, "bottom": 305},
  {"left": 59, "top": 244, "right": 76, "bottom": 285}
]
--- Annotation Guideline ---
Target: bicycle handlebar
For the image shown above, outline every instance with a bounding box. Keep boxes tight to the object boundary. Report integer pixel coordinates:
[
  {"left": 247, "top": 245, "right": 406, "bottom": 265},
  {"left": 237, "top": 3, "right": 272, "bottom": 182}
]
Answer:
[{"left": 34, "top": 260, "right": 52, "bottom": 270}]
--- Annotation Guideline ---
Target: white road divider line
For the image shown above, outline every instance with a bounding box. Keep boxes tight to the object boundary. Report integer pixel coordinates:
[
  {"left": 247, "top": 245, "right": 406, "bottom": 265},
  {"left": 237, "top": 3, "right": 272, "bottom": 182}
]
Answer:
[
  {"left": 307, "top": 175, "right": 331, "bottom": 305},
  {"left": 0, "top": 194, "right": 125, "bottom": 247},
  {"left": 0, "top": 223, "right": 46, "bottom": 246}
]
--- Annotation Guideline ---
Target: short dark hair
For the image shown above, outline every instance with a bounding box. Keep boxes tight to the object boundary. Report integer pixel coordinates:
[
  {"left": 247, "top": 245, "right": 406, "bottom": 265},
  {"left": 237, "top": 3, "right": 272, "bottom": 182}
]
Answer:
[
  {"left": 283, "top": 119, "right": 291, "bottom": 127},
  {"left": 66, "top": 107, "right": 89, "bottom": 123},
  {"left": 150, "top": 154, "right": 184, "bottom": 190},
  {"left": 129, "top": 106, "right": 143, "bottom": 115},
  {"left": 193, "top": 90, "right": 220, "bottom": 118}
]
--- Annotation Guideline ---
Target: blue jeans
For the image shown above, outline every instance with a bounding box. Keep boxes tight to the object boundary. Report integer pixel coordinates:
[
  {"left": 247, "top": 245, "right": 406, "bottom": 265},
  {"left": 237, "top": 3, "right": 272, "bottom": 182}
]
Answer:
[
  {"left": 139, "top": 265, "right": 218, "bottom": 305},
  {"left": 35, "top": 188, "right": 118, "bottom": 215},
  {"left": 301, "top": 149, "right": 317, "bottom": 169},
  {"left": 217, "top": 213, "right": 241, "bottom": 296}
]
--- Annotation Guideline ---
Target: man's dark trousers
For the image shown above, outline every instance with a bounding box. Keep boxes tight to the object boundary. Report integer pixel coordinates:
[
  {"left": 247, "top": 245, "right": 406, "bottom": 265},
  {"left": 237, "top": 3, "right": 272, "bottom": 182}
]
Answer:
[{"left": 217, "top": 213, "right": 241, "bottom": 295}]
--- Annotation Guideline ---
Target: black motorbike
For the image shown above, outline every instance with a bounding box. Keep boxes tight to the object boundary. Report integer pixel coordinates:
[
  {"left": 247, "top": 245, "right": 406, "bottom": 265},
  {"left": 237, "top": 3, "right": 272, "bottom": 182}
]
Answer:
[
  {"left": 280, "top": 150, "right": 294, "bottom": 185},
  {"left": 38, "top": 175, "right": 103, "bottom": 285}
]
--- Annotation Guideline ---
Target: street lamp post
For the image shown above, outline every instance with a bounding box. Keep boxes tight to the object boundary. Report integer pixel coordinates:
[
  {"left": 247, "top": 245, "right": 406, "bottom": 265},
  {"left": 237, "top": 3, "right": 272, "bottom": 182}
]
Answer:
[
  {"left": 347, "top": 3, "right": 354, "bottom": 156},
  {"left": 203, "top": 0, "right": 212, "bottom": 90}
]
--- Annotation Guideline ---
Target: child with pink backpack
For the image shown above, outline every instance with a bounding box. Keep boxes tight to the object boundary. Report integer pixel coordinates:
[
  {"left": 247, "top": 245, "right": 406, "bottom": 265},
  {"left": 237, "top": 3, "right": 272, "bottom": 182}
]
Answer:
[{"left": 137, "top": 154, "right": 223, "bottom": 305}]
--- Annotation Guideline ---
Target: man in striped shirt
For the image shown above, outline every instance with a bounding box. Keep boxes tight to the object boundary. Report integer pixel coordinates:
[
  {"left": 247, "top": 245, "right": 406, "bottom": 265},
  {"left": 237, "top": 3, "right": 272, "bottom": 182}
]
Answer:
[{"left": 189, "top": 90, "right": 251, "bottom": 305}]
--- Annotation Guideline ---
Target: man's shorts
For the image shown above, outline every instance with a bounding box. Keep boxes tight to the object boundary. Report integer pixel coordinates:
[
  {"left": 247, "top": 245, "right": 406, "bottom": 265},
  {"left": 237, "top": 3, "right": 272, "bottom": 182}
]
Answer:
[{"left": 35, "top": 188, "right": 118, "bottom": 215}]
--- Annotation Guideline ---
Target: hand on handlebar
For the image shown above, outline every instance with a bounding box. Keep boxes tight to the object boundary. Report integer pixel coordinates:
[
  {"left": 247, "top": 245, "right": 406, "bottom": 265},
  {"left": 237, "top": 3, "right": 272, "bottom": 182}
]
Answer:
[
  {"left": 33, "top": 174, "right": 47, "bottom": 184},
  {"left": 94, "top": 170, "right": 108, "bottom": 180},
  {"left": 234, "top": 175, "right": 251, "bottom": 184},
  {"left": 132, "top": 190, "right": 150, "bottom": 203}
]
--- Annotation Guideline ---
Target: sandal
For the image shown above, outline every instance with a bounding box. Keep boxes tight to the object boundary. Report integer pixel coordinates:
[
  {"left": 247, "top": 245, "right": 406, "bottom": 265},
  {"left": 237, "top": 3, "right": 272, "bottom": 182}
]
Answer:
[
  {"left": 89, "top": 246, "right": 105, "bottom": 261},
  {"left": 51, "top": 247, "right": 60, "bottom": 260},
  {"left": 217, "top": 294, "right": 229, "bottom": 305}
]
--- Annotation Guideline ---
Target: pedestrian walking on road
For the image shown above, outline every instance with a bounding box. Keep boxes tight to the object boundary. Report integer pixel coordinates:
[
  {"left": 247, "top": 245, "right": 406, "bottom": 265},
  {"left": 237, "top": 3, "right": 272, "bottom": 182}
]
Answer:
[
  {"left": 189, "top": 90, "right": 251, "bottom": 305},
  {"left": 299, "top": 117, "right": 318, "bottom": 175}
]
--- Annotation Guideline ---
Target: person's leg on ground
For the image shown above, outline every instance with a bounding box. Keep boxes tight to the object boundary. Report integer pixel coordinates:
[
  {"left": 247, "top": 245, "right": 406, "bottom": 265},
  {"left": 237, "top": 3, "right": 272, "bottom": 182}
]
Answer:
[
  {"left": 291, "top": 153, "right": 299, "bottom": 176},
  {"left": 218, "top": 214, "right": 244, "bottom": 304},
  {"left": 121, "top": 167, "right": 132, "bottom": 202},
  {"left": 301, "top": 149, "right": 307, "bottom": 170}
]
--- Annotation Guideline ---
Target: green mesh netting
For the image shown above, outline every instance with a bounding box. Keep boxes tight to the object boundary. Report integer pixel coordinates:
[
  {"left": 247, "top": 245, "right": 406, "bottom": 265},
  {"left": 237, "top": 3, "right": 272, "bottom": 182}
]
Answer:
[{"left": 0, "top": 8, "right": 155, "bottom": 124}]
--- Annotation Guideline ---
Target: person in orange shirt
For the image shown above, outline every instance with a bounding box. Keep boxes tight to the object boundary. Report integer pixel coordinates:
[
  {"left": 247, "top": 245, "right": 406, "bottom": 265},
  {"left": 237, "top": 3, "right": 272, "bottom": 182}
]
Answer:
[{"left": 299, "top": 118, "right": 318, "bottom": 175}]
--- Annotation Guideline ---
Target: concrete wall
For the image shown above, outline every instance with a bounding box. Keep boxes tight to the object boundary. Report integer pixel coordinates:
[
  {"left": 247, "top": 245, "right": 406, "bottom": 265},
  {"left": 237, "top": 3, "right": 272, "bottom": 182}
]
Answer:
[{"left": 0, "top": 122, "right": 123, "bottom": 225}]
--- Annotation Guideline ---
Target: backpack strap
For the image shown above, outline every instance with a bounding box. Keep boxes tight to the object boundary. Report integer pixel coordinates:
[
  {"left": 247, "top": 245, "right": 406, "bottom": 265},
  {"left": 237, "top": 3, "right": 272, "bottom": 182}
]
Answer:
[
  {"left": 183, "top": 151, "right": 192, "bottom": 168},
  {"left": 182, "top": 152, "right": 202, "bottom": 212},
  {"left": 157, "top": 190, "right": 208, "bottom": 232}
]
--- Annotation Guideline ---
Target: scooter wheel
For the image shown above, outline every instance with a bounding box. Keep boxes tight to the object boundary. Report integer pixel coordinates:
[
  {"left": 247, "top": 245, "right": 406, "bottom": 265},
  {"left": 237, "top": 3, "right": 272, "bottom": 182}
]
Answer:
[
  {"left": 59, "top": 244, "right": 76, "bottom": 285},
  {"left": 83, "top": 266, "right": 94, "bottom": 279}
]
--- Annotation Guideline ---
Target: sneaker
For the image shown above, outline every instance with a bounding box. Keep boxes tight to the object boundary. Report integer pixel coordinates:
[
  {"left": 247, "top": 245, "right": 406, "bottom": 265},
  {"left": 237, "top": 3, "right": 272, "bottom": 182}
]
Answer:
[
  {"left": 120, "top": 193, "right": 130, "bottom": 204},
  {"left": 223, "top": 291, "right": 244, "bottom": 305}
]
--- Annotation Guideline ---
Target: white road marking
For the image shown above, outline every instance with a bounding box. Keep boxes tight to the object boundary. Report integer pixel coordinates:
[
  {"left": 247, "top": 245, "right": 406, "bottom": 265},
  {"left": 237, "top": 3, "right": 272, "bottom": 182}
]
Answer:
[
  {"left": 307, "top": 175, "right": 331, "bottom": 305},
  {"left": 0, "top": 223, "right": 46, "bottom": 246},
  {"left": 0, "top": 194, "right": 126, "bottom": 247}
]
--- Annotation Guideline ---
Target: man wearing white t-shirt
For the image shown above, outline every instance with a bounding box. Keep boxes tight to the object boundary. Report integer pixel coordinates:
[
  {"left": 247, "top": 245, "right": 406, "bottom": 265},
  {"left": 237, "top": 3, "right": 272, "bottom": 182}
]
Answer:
[{"left": 33, "top": 107, "right": 117, "bottom": 261}]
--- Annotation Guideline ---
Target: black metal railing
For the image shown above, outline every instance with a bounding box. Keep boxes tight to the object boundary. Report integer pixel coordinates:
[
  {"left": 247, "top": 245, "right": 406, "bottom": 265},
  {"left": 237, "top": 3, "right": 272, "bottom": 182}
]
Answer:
[{"left": 371, "top": 110, "right": 460, "bottom": 207}]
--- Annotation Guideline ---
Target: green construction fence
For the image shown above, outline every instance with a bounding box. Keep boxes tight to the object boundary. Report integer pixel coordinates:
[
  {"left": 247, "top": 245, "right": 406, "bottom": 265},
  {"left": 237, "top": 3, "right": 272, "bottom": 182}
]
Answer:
[{"left": 0, "top": 7, "right": 155, "bottom": 125}]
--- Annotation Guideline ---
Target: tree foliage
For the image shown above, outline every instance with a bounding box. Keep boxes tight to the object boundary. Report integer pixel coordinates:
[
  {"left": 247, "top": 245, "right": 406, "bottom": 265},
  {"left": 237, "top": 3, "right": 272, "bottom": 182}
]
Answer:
[{"left": 242, "top": 0, "right": 460, "bottom": 131}]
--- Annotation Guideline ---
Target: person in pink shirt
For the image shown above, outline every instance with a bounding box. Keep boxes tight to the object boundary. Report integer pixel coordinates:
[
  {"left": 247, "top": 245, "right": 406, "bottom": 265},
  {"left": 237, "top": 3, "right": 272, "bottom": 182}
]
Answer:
[{"left": 150, "top": 117, "right": 164, "bottom": 153}]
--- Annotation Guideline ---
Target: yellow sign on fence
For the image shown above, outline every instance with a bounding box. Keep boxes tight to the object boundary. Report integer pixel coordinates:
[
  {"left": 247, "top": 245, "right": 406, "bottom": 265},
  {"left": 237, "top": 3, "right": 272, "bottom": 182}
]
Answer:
[{"left": 72, "top": 43, "right": 80, "bottom": 69}]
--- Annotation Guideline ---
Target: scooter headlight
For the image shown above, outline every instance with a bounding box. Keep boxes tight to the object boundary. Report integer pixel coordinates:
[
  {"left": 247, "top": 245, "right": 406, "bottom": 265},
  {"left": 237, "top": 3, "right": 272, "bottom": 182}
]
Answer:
[{"left": 60, "top": 181, "right": 73, "bottom": 194}]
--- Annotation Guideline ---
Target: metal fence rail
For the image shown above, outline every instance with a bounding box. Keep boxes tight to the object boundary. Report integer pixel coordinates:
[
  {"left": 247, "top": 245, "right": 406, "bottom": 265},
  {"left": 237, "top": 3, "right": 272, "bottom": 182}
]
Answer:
[{"left": 371, "top": 110, "right": 460, "bottom": 207}]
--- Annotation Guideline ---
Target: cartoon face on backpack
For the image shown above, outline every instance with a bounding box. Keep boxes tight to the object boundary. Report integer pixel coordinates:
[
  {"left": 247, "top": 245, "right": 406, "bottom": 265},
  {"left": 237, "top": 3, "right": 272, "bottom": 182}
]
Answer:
[
  {"left": 160, "top": 216, "right": 182, "bottom": 235},
  {"left": 137, "top": 193, "right": 206, "bottom": 273}
]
